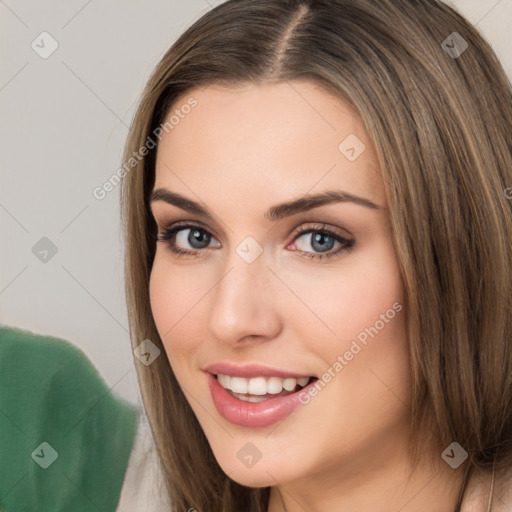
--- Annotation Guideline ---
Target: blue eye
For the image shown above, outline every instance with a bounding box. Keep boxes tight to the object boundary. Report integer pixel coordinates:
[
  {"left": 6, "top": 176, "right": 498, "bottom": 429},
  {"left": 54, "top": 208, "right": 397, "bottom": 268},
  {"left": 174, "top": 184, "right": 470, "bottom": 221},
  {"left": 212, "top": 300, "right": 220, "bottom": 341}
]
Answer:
[
  {"left": 156, "top": 221, "right": 355, "bottom": 261},
  {"left": 156, "top": 223, "right": 220, "bottom": 258},
  {"left": 290, "top": 224, "right": 355, "bottom": 260}
]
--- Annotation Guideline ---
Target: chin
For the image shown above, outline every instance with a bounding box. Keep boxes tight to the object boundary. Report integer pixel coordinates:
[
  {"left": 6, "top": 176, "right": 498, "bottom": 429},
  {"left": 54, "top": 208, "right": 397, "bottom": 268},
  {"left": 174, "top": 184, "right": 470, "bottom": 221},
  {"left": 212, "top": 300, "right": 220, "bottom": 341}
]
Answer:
[
  {"left": 211, "top": 447, "right": 300, "bottom": 489},
  {"left": 222, "top": 464, "right": 280, "bottom": 489}
]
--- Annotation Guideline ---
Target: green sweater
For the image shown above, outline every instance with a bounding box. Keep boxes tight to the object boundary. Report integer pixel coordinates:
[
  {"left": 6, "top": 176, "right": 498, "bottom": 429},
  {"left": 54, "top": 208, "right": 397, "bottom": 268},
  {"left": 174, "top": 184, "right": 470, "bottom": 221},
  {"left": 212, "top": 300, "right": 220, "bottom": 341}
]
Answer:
[{"left": 0, "top": 325, "right": 138, "bottom": 512}]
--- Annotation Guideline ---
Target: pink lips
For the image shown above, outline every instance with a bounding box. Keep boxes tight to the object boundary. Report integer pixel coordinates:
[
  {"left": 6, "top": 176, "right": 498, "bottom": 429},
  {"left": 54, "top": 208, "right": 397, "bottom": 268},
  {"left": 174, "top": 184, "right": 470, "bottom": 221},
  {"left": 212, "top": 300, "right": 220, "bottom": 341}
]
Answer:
[
  {"left": 206, "top": 371, "right": 318, "bottom": 428},
  {"left": 204, "top": 362, "right": 316, "bottom": 379}
]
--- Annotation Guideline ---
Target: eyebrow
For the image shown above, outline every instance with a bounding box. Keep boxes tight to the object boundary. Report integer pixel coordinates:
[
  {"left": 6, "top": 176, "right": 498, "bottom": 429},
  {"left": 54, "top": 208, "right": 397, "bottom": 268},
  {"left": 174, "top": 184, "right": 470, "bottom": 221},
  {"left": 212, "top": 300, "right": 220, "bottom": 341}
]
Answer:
[{"left": 150, "top": 188, "right": 382, "bottom": 222}]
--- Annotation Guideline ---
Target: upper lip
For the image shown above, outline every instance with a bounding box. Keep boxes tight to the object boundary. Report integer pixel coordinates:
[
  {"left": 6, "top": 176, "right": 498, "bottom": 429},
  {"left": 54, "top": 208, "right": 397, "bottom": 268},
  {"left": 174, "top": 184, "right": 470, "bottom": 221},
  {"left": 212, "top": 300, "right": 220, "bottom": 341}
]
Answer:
[{"left": 204, "top": 362, "right": 317, "bottom": 379}]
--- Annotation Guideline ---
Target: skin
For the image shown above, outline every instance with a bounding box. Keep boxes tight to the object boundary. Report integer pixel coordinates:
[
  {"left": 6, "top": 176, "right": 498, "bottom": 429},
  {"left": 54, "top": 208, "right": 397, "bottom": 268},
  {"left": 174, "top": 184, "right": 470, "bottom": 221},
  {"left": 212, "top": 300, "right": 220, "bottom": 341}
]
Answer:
[{"left": 149, "top": 81, "right": 465, "bottom": 511}]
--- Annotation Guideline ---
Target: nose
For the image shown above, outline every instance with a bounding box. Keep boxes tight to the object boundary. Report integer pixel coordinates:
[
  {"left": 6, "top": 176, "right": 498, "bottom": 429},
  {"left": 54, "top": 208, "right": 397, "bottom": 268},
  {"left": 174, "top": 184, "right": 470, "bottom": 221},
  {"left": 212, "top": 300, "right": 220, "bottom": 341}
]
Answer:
[{"left": 206, "top": 250, "right": 282, "bottom": 346}]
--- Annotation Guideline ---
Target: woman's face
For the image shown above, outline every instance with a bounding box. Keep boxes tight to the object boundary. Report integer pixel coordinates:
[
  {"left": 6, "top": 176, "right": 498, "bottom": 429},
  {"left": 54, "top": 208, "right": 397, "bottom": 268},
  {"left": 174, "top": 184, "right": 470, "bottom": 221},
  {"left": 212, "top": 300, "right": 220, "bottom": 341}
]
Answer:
[{"left": 149, "top": 81, "right": 411, "bottom": 492}]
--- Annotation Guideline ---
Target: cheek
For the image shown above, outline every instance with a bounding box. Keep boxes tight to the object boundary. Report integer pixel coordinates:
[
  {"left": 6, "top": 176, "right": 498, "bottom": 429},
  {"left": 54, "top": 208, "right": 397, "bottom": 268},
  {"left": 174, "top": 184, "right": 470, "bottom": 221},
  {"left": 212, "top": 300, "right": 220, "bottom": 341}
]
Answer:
[
  {"left": 149, "top": 258, "right": 207, "bottom": 393},
  {"left": 290, "top": 237, "right": 409, "bottom": 404},
  {"left": 328, "top": 242, "right": 410, "bottom": 404},
  {"left": 149, "top": 257, "right": 198, "bottom": 358},
  {"left": 340, "top": 243, "right": 406, "bottom": 364},
  {"left": 339, "top": 245, "right": 404, "bottom": 334},
  {"left": 283, "top": 238, "right": 404, "bottom": 346}
]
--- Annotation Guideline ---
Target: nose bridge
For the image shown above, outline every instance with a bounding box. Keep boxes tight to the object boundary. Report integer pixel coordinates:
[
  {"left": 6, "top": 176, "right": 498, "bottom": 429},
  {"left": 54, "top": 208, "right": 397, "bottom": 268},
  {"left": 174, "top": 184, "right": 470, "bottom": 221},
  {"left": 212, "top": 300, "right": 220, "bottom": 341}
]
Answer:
[
  {"left": 219, "top": 234, "right": 270, "bottom": 297},
  {"left": 215, "top": 243, "right": 269, "bottom": 313},
  {"left": 207, "top": 239, "right": 279, "bottom": 342}
]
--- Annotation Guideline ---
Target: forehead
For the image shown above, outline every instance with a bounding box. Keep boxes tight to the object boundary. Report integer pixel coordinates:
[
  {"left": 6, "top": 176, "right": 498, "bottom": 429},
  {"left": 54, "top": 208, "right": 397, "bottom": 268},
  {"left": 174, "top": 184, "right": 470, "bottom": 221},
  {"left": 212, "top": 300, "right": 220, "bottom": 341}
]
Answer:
[{"left": 153, "top": 81, "right": 385, "bottom": 211}]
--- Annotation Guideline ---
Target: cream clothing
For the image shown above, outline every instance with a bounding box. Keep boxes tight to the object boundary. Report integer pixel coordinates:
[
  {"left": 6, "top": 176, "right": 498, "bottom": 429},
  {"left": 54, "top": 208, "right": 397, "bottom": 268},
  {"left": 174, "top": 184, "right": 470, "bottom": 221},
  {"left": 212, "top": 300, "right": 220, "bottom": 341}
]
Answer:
[
  {"left": 117, "top": 416, "right": 512, "bottom": 512},
  {"left": 116, "top": 411, "right": 172, "bottom": 511}
]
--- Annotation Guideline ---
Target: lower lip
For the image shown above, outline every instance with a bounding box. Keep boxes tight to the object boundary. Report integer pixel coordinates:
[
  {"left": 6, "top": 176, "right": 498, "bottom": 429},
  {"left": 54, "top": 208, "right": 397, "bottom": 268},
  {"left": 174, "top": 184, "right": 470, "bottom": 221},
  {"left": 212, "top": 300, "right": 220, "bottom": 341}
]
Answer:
[{"left": 207, "top": 373, "right": 316, "bottom": 428}]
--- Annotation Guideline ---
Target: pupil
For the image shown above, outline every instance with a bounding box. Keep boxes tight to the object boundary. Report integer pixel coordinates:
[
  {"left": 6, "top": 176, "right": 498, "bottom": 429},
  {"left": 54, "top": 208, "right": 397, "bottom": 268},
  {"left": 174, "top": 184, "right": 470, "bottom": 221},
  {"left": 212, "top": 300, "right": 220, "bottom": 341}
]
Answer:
[
  {"left": 312, "top": 232, "right": 333, "bottom": 252},
  {"left": 190, "top": 229, "right": 209, "bottom": 248}
]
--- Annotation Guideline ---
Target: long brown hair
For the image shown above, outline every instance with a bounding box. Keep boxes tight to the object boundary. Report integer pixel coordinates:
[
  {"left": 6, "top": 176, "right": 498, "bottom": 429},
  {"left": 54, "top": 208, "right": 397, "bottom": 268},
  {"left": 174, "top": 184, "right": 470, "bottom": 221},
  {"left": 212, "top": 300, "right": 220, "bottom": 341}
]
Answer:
[{"left": 119, "top": 1, "right": 512, "bottom": 510}]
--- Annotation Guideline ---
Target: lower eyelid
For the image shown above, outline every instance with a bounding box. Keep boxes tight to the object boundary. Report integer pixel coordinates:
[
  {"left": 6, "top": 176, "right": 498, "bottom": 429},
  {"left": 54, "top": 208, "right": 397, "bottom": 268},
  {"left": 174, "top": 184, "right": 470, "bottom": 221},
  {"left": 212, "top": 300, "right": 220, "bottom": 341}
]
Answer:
[{"left": 158, "top": 224, "right": 354, "bottom": 258}]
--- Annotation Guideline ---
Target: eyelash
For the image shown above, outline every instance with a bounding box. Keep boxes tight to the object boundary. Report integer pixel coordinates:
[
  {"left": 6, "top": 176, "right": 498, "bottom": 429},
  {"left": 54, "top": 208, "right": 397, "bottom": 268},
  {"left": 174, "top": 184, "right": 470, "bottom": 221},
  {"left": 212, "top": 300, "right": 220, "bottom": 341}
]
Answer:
[{"left": 155, "top": 221, "right": 355, "bottom": 261}]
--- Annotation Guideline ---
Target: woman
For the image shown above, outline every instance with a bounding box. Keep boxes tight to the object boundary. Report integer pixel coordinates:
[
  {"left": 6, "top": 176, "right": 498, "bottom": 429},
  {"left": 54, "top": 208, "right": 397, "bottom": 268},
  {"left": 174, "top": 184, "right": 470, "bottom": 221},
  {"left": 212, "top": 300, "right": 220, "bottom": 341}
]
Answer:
[{"left": 120, "top": 0, "right": 512, "bottom": 510}]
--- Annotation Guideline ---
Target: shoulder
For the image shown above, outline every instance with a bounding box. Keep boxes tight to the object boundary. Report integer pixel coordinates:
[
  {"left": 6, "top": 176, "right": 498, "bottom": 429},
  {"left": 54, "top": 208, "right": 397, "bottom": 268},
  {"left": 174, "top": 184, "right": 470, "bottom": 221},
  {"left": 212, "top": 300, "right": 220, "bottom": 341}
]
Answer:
[
  {"left": 0, "top": 323, "right": 87, "bottom": 365},
  {"left": 0, "top": 324, "right": 109, "bottom": 393},
  {"left": 492, "top": 464, "right": 512, "bottom": 511},
  {"left": 116, "top": 410, "right": 173, "bottom": 511},
  {"left": 461, "top": 463, "right": 512, "bottom": 512}
]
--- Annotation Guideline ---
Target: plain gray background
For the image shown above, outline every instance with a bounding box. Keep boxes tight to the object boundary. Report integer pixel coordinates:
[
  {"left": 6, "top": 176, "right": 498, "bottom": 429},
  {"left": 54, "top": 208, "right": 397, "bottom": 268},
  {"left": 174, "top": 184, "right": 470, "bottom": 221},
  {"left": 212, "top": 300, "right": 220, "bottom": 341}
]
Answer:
[{"left": 1, "top": 0, "right": 511, "bottom": 406}]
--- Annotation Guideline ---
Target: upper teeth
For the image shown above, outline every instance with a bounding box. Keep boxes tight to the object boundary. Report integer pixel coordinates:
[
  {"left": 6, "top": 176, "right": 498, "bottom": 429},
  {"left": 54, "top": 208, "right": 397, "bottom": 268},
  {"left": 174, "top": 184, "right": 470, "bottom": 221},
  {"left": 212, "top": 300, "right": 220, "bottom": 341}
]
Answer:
[{"left": 217, "top": 374, "right": 311, "bottom": 395}]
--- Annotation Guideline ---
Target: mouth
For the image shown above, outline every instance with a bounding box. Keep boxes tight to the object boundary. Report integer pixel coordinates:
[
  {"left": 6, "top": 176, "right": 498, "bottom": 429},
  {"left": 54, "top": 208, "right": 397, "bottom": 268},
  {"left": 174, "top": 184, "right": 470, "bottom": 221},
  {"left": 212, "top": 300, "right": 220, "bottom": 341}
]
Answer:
[
  {"left": 207, "top": 372, "right": 319, "bottom": 428},
  {"left": 215, "top": 373, "right": 318, "bottom": 402}
]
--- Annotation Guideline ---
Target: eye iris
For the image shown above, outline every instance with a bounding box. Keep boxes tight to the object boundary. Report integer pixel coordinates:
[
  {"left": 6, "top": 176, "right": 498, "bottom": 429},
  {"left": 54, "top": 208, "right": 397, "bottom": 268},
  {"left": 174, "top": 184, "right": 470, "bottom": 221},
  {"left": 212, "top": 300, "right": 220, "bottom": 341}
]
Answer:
[
  {"left": 311, "top": 232, "right": 334, "bottom": 253},
  {"left": 189, "top": 228, "right": 210, "bottom": 249}
]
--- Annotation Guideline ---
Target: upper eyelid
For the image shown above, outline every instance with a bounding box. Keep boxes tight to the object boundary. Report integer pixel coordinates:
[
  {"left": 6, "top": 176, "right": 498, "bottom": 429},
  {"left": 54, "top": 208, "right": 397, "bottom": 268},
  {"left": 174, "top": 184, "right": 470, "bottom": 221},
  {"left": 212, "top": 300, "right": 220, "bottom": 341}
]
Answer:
[
  {"left": 156, "top": 221, "right": 355, "bottom": 263},
  {"left": 157, "top": 220, "right": 221, "bottom": 240},
  {"left": 157, "top": 221, "right": 351, "bottom": 245}
]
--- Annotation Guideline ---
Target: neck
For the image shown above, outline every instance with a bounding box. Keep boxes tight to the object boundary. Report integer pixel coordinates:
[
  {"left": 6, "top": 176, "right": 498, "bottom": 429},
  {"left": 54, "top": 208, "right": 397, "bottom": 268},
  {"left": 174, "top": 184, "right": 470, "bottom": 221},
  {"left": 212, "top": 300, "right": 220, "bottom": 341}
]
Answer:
[{"left": 267, "top": 444, "right": 467, "bottom": 512}]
